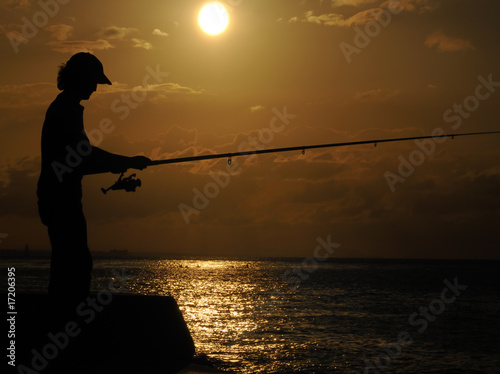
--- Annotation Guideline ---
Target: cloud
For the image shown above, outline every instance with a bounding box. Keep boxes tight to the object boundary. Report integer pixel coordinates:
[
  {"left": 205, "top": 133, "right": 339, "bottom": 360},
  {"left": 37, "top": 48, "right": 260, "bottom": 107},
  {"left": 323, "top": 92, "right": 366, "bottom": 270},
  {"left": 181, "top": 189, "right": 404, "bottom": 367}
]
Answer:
[
  {"left": 0, "top": 82, "right": 56, "bottom": 109},
  {"left": 44, "top": 24, "right": 73, "bottom": 41},
  {"left": 97, "top": 26, "right": 138, "bottom": 40},
  {"left": 46, "top": 38, "right": 114, "bottom": 54},
  {"left": 411, "top": 171, "right": 500, "bottom": 223},
  {"left": 249, "top": 105, "right": 265, "bottom": 112},
  {"left": 147, "top": 83, "right": 204, "bottom": 96},
  {"left": 96, "top": 26, "right": 154, "bottom": 50},
  {"left": 380, "top": 0, "right": 438, "bottom": 13},
  {"left": 149, "top": 125, "right": 199, "bottom": 161},
  {"left": 145, "top": 83, "right": 204, "bottom": 105},
  {"left": 0, "top": 157, "right": 40, "bottom": 218},
  {"left": 152, "top": 28, "right": 168, "bottom": 37},
  {"left": 288, "top": 0, "right": 437, "bottom": 27},
  {"left": 0, "top": 0, "right": 30, "bottom": 10},
  {"left": 424, "top": 31, "right": 474, "bottom": 52},
  {"left": 3, "top": 30, "right": 28, "bottom": 45},
  {"left": 94, "top": 82, "right": 203, "bottom": 97},
  {"left": 92, "top": 81, "right": 204, "bottom": 109},
  {"left": 131, "top": 38, "right": 152, "bottom": 50},
  {"left": 288, "top": 8, "right": 394, "bottom": 27},
  {"left": 287, "top": 10, "right": 343, "bottom": 26},
  {"left": 330, "top": 0, "right": 378, "bottom": 7},
  {"left": 353, "top": 88, "right": 400, "bottom": 101},
  {"left": 348, "top": 8, "right": 386, "bottom": 25}
]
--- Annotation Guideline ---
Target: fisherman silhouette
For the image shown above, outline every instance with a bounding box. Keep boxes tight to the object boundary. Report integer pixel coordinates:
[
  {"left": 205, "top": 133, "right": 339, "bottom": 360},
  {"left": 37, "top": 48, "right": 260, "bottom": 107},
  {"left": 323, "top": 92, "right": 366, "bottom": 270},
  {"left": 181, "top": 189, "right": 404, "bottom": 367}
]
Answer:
[{"left": 37, "top": 52, "right": 150, "bottom": 308}]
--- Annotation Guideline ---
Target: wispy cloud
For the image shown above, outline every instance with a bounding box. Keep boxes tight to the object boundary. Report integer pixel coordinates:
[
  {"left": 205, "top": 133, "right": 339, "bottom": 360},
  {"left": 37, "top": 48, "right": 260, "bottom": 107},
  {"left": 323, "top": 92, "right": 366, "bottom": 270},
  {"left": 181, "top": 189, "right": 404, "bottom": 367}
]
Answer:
[
  {"left": 330, "top": 0, "right": 378, "bottom": 7},
  {"left": 141, "top": 82, "right": 203, "bottom": 95},
  {"left": 97, "top": 26, "right": 138, "bottom": 40},
  {"left": 0, "top": 0, "right": 31, "bottom": 10},
  {"left": 44, "top": 24, "right": 154, "bottom": 53},
  {"left": 42, "top": 23, "right": 117, "bottom": 53},
  {"left": 288, "top": 11, "right": 347, "bottom": 27},
  {"left": 288, "top": 0, "right": 437, "bottom": 27},
  {"left": 249, "top": 105, "right": 265, "bottom": 113},
  {"left": 152, "top": 28, "right": 168, "bottom": 37},
  {"left": 96, "top": 26, "right": 154, "bottom": 50},
  {"left": 380, "top": 0, "right": 438, "bottom": 13},
  {"left": 46, "top": 39, "right": 114, "bottom": 54},
  {"left": 353, "top": 88, "right": 400, "bottom": 102},
  {"left": 44, "top": 24, "right": 73, "bottom": 41},
  {"left": 95, "top": 82, "right": 203, "bottom": 99},
  {"left": 288, "top": 8, "right": 394, "bottom": 27},
  {"left": 0, "top": 156, "right": 40, "bottom": 218},
  {"left": 131, "top": 38, "right": 152, "bottom": 50},
  {"left": 424, "top": 31, "right": 474, "bottom": 52},
  {"left": 0, "top": 82, "right": 56, "bottom": 108}
]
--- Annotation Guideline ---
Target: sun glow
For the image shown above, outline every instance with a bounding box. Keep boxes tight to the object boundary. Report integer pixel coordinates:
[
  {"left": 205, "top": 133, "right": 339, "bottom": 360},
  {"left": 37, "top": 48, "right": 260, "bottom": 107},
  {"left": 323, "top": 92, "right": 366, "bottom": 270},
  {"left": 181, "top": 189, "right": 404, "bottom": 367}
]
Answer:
[{"left": 198, "top": 3, "right": 229, "bottom": 35}]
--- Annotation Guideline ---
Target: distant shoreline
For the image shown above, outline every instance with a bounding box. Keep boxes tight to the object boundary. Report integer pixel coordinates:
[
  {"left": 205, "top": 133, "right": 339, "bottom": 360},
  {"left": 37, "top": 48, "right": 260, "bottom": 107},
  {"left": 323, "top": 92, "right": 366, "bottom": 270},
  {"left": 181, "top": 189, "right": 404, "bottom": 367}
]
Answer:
[{"left": 1, "top": 249, "right": 499, "bottom": 262}]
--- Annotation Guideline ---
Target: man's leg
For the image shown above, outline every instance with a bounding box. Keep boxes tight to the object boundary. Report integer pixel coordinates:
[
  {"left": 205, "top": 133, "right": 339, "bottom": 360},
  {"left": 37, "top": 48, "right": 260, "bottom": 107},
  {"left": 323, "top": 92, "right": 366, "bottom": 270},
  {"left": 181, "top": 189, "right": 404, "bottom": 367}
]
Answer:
[{"left": 48, "top": 210, "right": 93, "bottom": 306}]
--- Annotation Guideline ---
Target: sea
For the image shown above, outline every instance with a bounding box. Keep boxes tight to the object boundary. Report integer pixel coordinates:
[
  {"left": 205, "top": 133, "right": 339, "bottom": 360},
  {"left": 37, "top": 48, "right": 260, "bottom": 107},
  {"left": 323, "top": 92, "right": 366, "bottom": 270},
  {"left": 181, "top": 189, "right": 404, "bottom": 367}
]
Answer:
[{"left": 2, "top": 257, "right": 499, "bottom": 374}]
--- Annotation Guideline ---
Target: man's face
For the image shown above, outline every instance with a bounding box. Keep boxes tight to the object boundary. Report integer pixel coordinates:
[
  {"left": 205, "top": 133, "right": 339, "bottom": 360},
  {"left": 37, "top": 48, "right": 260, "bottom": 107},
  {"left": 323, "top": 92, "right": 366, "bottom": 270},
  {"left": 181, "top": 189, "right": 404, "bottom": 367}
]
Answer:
[{"left": 80, "top": 81, "right": 97, "bottom": 100}]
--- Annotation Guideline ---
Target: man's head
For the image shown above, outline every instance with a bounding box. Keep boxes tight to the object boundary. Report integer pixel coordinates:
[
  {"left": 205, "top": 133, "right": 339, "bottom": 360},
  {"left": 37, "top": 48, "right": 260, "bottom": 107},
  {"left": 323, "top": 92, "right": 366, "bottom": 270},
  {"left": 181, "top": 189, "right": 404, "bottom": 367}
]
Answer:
[{"left": 57, "top": 52, "right": 111, "bottom": 99}]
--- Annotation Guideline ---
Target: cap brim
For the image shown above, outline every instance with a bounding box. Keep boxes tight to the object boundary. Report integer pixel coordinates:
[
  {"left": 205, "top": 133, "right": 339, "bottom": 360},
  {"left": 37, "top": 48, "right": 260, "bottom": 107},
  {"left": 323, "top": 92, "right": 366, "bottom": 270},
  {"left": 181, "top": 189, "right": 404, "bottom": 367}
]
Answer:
[{"left": 98, "top": 74, "right": 112, "bottom": 85}]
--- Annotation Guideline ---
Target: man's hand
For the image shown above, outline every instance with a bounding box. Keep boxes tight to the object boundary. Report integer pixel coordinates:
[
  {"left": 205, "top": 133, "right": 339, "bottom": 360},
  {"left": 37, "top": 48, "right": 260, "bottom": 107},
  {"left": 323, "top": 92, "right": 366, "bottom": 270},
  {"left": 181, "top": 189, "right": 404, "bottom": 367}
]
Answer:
[{"left": 128, "top": 155, "right": 151, "bottom": 170}]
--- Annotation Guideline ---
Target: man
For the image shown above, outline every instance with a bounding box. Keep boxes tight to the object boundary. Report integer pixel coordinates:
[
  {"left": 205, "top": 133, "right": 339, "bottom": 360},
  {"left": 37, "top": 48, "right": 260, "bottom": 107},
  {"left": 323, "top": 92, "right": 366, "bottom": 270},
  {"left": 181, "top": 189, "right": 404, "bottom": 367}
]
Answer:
[{"left": 37, "top": 52, "right": 150, "bottom": 307}]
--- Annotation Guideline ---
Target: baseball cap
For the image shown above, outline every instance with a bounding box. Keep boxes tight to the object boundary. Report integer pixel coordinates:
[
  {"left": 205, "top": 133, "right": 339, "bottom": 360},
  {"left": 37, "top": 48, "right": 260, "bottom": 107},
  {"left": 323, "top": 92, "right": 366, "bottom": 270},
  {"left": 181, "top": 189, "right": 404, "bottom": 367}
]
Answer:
[{"left": 65, "top": 52, "right": 112, "bottom": 85}]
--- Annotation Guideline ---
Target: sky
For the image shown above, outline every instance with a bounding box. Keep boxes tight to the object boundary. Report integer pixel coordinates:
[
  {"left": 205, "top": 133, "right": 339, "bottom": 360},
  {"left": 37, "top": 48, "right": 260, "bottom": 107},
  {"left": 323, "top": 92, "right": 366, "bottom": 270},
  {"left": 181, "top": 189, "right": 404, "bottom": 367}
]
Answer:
[{"left": 0, "top": 0, "right": 499, "bottom": 259}]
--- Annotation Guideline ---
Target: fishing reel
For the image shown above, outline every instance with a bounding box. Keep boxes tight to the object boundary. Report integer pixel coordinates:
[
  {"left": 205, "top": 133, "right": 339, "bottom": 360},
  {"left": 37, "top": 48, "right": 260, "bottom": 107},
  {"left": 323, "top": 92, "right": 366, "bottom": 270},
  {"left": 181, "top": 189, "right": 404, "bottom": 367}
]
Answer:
[{"left": 101, "top": 173, "right": 142, "bottom": 194}]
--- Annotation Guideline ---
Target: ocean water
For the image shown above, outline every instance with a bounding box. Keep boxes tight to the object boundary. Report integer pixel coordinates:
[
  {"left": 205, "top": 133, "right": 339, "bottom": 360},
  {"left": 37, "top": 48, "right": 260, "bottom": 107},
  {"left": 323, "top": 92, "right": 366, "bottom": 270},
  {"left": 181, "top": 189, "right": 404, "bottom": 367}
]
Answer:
[{"left": 3, "top": 257, "right": 500, "bottom": 373}]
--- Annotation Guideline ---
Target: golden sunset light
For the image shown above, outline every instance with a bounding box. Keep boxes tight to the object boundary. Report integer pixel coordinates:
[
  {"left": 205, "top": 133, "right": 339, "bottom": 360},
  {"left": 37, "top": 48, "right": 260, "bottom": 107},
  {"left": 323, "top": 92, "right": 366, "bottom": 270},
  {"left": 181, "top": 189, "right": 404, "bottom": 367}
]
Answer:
[
  {"left": 1, "top": 1, "right": 499, "bottom": 259},
  {"left": 1, "top": 2, "right": 500, "bottom": 373}
]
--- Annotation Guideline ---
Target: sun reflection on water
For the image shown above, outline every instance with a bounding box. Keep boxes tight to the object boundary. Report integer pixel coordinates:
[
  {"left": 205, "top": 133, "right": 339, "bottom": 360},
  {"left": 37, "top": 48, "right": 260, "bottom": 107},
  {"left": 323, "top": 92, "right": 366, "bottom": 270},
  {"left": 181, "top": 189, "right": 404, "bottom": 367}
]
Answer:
[
  {"left": 122, "top": 259, "right": 295, "bottom": 370},
  {"left": 89, "top": 258, "right": 379, "bottom": 372},
  {"left": 7, "top": 258, "right": 499, "bottom": 373}
]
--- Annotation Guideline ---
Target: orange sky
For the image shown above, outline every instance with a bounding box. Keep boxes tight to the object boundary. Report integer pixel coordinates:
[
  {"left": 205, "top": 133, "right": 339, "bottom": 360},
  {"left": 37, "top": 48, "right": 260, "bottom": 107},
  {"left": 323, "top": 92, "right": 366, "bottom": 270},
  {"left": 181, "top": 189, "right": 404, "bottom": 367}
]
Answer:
[{"left": 1, "top": 0, "right": 499, "bottom": 258}]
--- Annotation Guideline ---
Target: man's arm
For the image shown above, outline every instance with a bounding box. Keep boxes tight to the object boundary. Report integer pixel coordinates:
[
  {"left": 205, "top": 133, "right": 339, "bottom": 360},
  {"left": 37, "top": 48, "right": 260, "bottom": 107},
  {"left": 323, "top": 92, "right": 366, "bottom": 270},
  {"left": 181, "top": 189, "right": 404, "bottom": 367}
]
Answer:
[{"left": 81, "top": 147, "right": 150, "bottom": 175}]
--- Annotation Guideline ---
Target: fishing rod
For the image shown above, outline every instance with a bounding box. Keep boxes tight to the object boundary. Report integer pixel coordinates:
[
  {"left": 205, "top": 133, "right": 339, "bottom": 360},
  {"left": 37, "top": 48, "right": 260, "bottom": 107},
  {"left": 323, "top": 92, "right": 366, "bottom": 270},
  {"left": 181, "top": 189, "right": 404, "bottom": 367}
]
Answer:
[{"left": 102, "top": 130, "right": 500, "bottom": 193}]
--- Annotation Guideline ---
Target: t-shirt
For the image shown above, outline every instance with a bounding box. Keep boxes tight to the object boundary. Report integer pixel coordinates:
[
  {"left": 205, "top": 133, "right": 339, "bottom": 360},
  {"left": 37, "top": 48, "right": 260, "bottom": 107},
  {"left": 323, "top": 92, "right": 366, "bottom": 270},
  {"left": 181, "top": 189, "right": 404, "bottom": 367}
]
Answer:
[{"left": 37, "top": 92, "right": 91, "bottom": 208}]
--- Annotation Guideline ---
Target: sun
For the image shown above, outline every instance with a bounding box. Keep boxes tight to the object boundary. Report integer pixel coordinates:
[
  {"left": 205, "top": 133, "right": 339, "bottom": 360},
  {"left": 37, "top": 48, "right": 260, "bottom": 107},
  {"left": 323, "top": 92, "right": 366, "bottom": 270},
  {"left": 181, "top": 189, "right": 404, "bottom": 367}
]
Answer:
[{"left": 198, "top": 3, "right": 229, "bottom": 36}]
